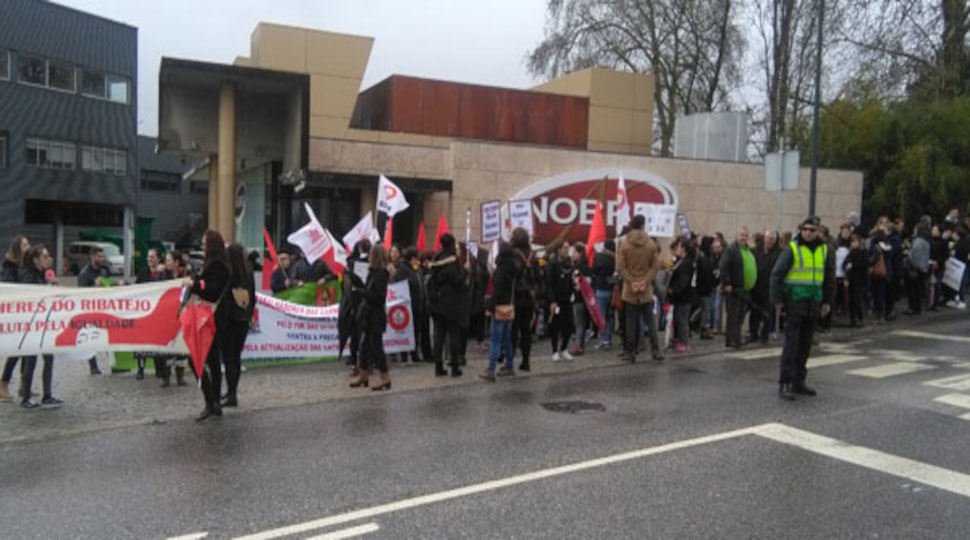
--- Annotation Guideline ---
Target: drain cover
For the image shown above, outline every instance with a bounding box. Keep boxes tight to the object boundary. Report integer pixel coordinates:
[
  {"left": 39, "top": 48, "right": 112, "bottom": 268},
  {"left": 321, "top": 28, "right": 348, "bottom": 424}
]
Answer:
[{"left": 541, "top": 400, "right": 606, "bottom": 414}]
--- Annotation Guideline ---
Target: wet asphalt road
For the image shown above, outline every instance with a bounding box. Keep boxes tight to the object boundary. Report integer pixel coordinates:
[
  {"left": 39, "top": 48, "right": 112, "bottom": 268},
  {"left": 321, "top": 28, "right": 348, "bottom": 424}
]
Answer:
[{"left": 1, "top": 316, "right": 969, "bottom": 539}]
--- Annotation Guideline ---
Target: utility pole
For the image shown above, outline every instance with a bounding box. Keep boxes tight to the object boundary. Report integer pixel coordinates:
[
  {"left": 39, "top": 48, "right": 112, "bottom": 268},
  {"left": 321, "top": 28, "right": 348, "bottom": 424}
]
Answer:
[{"left": 809, "top": 0, "right": 824, "bottom": 217}]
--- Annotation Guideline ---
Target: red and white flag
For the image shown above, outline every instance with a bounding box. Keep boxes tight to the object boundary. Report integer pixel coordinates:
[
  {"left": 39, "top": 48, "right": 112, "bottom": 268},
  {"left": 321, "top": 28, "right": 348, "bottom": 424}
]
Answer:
[
  {"left": 288, "top": 203, "right": 346, "bottom": 276},
  {"left": 615, "top": 172, "right": 631, "bottom": 235},
  {"left": 377, "top": 174, "right": 409, "bottom": 217},
  {"left": 586, "top": 201, "right": 606, "bottom": 266}
]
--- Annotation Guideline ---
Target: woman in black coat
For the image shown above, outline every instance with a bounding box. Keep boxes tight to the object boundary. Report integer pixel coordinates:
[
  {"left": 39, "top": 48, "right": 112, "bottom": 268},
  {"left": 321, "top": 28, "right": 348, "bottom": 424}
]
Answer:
[
  {"left": 1, "top": 235, "right": 30, "bottom": 402},
  {"left": 222, "top": 243, "right": 255, "bottom": 407},
  {"left": 17, "top": 244, "right": 61, "bottom": 409},
  {"left": 183, "top": 230, "right": 231, "bottom": 421},
  {"left": 510, "top": 227, "right": 538, "bottom": 371},
  {"left": 545, "top": 241, "right": 575, "bottom": 360},
  {"left": 428, "top": 233, "right": 469, "bottom": 377},
  {"left": 350, "top": 244, "right": 391, "bottom": 390}
]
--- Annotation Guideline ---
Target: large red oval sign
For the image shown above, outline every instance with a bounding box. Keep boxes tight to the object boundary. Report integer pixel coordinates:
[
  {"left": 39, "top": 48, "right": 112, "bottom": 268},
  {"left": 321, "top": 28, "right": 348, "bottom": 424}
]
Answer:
[{"left": 508, "top": 169, "right": 679, "bottom": 245}]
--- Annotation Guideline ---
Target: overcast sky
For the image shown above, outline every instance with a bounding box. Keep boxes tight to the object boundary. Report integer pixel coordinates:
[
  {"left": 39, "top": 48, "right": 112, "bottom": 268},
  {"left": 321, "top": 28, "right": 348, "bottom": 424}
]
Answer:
[{"left": 56, "top": 0, "right": 549, "bottom": 136}]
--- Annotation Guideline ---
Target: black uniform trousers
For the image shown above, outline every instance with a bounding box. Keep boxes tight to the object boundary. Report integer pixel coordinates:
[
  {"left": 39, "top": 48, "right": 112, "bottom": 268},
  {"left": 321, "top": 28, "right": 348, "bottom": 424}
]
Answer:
[
  {"left": 432, "top": 315, "right": 462, "bottom": 370},
  {"left": 778, "top": 299, "right": 819, "bottom": 385},
  {"left": 510, "top": 306, "right": 534, "bottom": 368},
  {"left": 223, "top": 319, "right": 249, "bottom": 399}
]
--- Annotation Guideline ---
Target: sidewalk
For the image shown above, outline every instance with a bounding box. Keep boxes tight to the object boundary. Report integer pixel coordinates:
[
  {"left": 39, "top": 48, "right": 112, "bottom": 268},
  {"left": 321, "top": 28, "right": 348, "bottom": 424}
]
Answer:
[{"left": 1, "top": 306, "right": 965, "bottom": 445}]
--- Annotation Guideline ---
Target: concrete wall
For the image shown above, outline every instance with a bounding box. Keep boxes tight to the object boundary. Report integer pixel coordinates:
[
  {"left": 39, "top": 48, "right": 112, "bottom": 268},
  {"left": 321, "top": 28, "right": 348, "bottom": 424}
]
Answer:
[{"left": 308, "top": 137, "right": 863, "bottom": 246}]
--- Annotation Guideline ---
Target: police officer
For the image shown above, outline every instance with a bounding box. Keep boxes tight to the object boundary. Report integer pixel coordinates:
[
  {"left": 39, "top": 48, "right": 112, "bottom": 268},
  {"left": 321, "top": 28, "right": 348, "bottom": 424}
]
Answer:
[{"left": 769, "top": 217, "right": 836, "bottom": 400}]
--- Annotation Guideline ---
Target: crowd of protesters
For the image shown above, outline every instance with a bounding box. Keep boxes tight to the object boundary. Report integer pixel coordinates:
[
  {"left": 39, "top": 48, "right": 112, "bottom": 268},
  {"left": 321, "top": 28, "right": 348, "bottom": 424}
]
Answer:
[{"left": 2, "top": 206, "right": 968, "bottom": 413}]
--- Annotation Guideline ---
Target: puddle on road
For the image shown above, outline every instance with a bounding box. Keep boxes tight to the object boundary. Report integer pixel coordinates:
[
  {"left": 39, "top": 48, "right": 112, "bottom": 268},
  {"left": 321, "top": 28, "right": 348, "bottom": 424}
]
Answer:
[{"left": 540, "top": 400, "right": 607, "bottom": 414}]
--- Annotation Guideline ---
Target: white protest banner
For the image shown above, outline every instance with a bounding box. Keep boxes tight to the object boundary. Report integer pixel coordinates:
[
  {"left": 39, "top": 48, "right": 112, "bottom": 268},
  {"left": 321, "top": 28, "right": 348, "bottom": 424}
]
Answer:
[
  {"left": 633, "top": 203, "right": 677, "bottom": 237},
  {"left": 835, "top": 247, "right": 849, "bottom": 279},
  {"left": 0, "top": 281, "right": 187, "bottom": 357},
  {"left": 481, "top": 200, "right": 501, "bottom": 243},
  {"left": 943, "top": 257, "right": 966, "bottom": 292},
  {"left": 508, "top": 200, "right": 534, "bottom": 238},
  {"left": 377, "top": 174, "right": 409, "bottom": 217},
  {"left": 242, "top": 280, "right": 414, "bottom": 360}
]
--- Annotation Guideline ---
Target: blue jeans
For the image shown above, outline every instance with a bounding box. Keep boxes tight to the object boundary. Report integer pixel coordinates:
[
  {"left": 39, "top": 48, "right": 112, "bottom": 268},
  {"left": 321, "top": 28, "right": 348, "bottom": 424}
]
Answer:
[
  {"left": 488, "top": 318, "right": 514, "bottom": 372},
  {"left": 595, "top": 289, "right": 613, "bottom": 344},
  {"left": 705, "top": 290, "right": 722, "bottom": 330}
]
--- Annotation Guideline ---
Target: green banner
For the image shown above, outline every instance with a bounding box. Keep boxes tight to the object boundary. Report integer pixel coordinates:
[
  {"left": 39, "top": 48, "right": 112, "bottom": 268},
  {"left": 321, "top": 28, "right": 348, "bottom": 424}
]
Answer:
[{"left": 273, "top": 278, "right": 342, "bottom": 306}]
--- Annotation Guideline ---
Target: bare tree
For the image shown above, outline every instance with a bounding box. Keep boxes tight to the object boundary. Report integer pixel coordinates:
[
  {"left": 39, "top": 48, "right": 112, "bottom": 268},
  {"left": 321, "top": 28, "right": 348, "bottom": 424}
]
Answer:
[{"left": 527, "top": 0, "right": 744, "bottom": 156}]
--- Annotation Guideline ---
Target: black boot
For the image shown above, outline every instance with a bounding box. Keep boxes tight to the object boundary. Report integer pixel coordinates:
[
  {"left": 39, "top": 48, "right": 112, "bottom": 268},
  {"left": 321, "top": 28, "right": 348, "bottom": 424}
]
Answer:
[
  {"left": 450, "top": 364, "right": 463, "bottom": 377},
  {"left": 778, "top": 383, "right": 796, "bottom": 401},
  {"left": 88, "top": 357, "right": 101, "bottom": 375},
  {"left": 792, "top": 381, "right": 817, "bottom": 396},
  {"left": 160, "top": 365, "right": 171, "bottom": 388},
  {"left": 175, "top": 366, "right": 186, "bottom": 386},
  {"left": 434, "top": 362, "right": 448, "bottom": 377}
]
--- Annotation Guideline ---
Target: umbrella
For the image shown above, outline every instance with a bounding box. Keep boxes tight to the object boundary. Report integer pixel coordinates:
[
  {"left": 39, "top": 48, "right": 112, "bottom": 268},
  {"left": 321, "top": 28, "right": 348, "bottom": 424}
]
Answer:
[
  {"left": 576, "top": 274, "right": 606, "bottom": 332},
  {"left": 178, "top": 302, "right": 216, "bottom": 379}
]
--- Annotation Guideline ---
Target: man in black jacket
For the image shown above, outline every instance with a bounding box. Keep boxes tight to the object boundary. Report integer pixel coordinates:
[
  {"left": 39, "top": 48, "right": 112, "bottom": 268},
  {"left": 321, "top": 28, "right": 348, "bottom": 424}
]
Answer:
[
  {"left": 591, "top": 240, "right": 616, "bottom": 349},
  {"left": 750, "top": 231, "right": 781, "bottom": 343},
  {"left": 77, "top": 247, "right": 112, "bottom": 375},
  {"left": 428, "top": 233, "right": 468, "bottom": 377}
]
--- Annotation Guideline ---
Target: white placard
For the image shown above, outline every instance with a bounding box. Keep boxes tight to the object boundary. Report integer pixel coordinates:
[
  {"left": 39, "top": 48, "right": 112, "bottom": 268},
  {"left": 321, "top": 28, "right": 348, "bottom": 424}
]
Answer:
[
  {"left": 508, "top": 200, "right": 534, "bottom": 238},
  {"left": 943, "top": 257, "right": 966, "bottom": 292},
  {"left": 835, "top": 247, "right": 849, "bottom": 279},
  {"left": 633, "top": 203, "right": 677, "bottom": 238},
  {"left": 352, "top": 261, "right": 369, "bottom": 284},
  {"left": 481, "top": 201, "right": 501, "bottom": 243}
]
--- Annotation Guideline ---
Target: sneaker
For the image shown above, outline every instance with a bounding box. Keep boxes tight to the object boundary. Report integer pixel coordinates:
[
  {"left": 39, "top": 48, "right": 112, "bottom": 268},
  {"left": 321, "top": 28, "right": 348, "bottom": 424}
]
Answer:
[
  {"left": 569, "top": 346, "right": 584, "bottom": 356},
  {"left": 20, "top": 400, "right": 39, "bottom": 410},
  {"left": 478, "top": 369, "right": 496, "bottom": 383},
  {"left": 673, "top": 343, "right": 687, "bottom": 353},
  {"left": 595, "top": 341, "right": 612, "bottom": 350},
  {"left": 551, "top": 352, "right": 562, "bottom": 362},
  {"left": 958, "top": 302, "right": 967, "bottom": 310},
  {"left": 496, "top": 366, "right": 515, "bottom": 377},
  {"left": 561, "top": 350, "right": 574, "bottom": 361},
  {"left": 41, "top": 396, "right": 63, "bottom": 409},
  {"left": 946, "top": 299, "right": 958, "bottom": 308}
]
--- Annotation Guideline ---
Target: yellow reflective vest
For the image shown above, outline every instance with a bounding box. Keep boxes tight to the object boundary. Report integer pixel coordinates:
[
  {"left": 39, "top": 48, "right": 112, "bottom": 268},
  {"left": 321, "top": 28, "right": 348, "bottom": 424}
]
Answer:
[{"left": 783, "top": 241, "right": 827, "bottom": 302}]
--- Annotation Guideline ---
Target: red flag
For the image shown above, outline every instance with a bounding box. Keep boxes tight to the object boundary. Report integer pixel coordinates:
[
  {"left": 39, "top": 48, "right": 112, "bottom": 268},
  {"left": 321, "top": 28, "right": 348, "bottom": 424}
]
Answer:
[
  {"left": 179, "top": 303, "right": 217, "bottom": 379},
  {"left": 416, "top": 221, "right": 427, "bottom": 252},
  {"left": 586, "top": 201, "right": 606, "bottom": 266},
  {"left": 383, "top": 217, "right": 393, "bottom": 249},
  {"left": 433, "top": 213, "right": 450, "bottom": 251},
  {"left": 262, "top": 228, "right": 279, "bottom": 291}
]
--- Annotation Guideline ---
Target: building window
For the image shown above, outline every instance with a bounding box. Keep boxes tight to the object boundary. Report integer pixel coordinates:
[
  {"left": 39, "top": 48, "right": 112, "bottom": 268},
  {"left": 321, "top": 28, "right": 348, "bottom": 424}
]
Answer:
[
  {"left": 81, "top": 68, "right": 106, "bottom": 98},
  {"left": 48, "top": 60, "right": 75, "bottom": 92},
  {"left": 18, "top": 54, "right": 47, "bottom": 86},
  {"left": 141, "top": 170, "right": 181, "bottom": 193},
  {"left": 189, "top": 181, "right": 208, "bottom": 195},
  {"left": 81, "top": 145, "right": 127, "bottom": 175},
  {"left": 0, "top": 133, "right": 7, "bottom": 168},
  {"left": 107, "top": 75, "right": 129, "bottom": 104},
  {"left": 25, "top": 138, "right": 76, "bottom": 170},
  {"left": 0, "top": 49, "right": 9, "bottom": 81}
]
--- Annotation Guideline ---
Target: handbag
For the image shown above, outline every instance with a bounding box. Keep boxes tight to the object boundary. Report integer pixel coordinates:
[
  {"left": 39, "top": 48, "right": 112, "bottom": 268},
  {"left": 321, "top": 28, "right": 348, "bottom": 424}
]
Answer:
[{"left": 494, "top": 282, "right": 515, "bottom": 321}]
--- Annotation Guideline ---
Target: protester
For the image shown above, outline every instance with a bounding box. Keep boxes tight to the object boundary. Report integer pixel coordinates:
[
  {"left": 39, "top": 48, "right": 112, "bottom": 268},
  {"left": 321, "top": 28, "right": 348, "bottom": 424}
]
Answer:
[
  {"left": 720, "top": 227, "right": 756, "bottom": 349},
  {"left": 270, "top": 249, "right": 294, "bottom": 294},
  {"left": 844, "top": 233, "right": 869, "bottom": 327},
  {"left": 905, "top": 224, "right": 930, "bottom": 316},
  {"left": 869, "top": 230, "right": 892, "bottom": 319},
  {"left": 418, "top": 250, "right": 435, "bottom": 361},
  {"left": 468, "top": 246, "right": 489, "bottom": 354},
  {"left": 703, "top": 235, "right": 725, "bottom": 336},
  {"left": 393, "top": 246, "right": 424, "bottom": 363},
  {"left": 667, "top": 238, "right": 696, "bottom": 353},
  {"left": 134, "top": 248, "right": 172, "bottom": 381},
  {"left": 428, "top": 233, "right": 468, "bottom": 377},
  {"left": 751, "top": 231, "right": 781, "bottom": 342},
  {"left": 77, "top": 246, "right": 113, "bottom": 375},
  {"left": 184, "top": 230, "right": 231, "bottom": 421},
  {"left": 222, "top": 243, "right": 255, "bottom": 407},
  {"left": 456, "top": 241, "right": 474, "bottom": 366},
  {"left": 569, "top": 241, "right": 591, "bottom": 355},
  {"left": 350, "top": 244, "right": 392, "bottom": 390},
  {"left": 929, "top": 224, "right": 948, "bottom": 309},
  {"left": 0, "top": 235, "right": 30, "bottom": 402},
  {"left": 159, "top": 250, "right": 188, "bottom": 386},
  {"left": 771, "top": 218, "right": 835, "bottom": 400},
  {"left": 18, "top": 245, "right": 62, "bottom": 409},
  {"left": 695, "top": 237, "right": 717, "bottom": 340},
  {"left": 509, "top": 227, "right": 538, "bottom": 372},
  {"left": 617, "top": 214, "right": 663, "bottom": 363},
  {"left": 591, "top": 239, "right": 617, "bottom": 349},
  {"left": 339, "top": 240, "right": 370, "bottom": 373},
  {"left": 948, "top": 226, "right": 969, "bottom": 309},
  {"left": 480, "top": 240, "right": 519, "bottom": 382},
  {"left": 545, "top": 240, "right": 575, "bottom": 361}
]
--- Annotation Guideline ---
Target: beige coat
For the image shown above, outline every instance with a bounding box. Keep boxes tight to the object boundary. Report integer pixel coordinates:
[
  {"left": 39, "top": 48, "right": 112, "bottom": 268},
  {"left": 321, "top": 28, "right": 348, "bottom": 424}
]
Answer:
[{"left": 617, "top": 229, "right": 659, "bottom": 304}]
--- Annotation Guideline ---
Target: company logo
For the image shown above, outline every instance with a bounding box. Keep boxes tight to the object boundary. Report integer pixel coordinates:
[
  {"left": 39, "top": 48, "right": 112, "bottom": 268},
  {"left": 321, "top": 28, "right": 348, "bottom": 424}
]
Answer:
[
  {"left": 384, "top": 184, "right": 398, "bottom": 199},
  {"left": 387, "top": 305, "right": 409, "bottom": 330},
  {"left": 509, "top": 169, "right": 679, "bottom": 245}
]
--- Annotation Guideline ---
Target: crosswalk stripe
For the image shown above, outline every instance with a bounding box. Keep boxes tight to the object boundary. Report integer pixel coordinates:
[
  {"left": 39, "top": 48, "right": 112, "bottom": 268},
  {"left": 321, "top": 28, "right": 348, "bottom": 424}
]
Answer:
[
  {"left": 933, "top": 393, "right": 970, "bottom": 410},
  {"left": 891, "top": 330, "right": 970, "bottom": 343},
  {"left": 924, "top": 374, "right": 970, "bottom": 392},
  {"left": 807, "top": 354, "right": 867, "bottom": 368},
  {"left": 848, "top": 362, "right": 935, "bottom": 379},
  {"left": 726, "top": 348, "right": 781, "bottom": 360}
]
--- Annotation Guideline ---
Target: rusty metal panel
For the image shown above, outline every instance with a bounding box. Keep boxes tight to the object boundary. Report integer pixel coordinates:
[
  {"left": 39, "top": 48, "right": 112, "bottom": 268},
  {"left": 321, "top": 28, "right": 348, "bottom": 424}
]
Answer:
[
  {"left": 389, "top": 76, "right": 425, "bottom": 134},
  {"left": 421, "top": 81, "right": 462, "bottom": 136}
]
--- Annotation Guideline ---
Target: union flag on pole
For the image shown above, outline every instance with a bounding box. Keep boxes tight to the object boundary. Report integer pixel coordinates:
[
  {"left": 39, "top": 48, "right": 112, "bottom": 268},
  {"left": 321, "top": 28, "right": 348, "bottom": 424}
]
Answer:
[
  {"left": 288, "top": 203, "right": 346, "bottom": 276},
  {"left": 615, "top": 172, "right": 631, "bottom": 235},
  {"left": 377, "top": 174, "right": 409, "bottom": 217}
]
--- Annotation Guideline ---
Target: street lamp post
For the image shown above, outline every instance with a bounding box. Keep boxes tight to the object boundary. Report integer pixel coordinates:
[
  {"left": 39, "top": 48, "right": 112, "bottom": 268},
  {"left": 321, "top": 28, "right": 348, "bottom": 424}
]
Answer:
[{"left": 809, "top": 0, "right": 824, "bottom": 217}]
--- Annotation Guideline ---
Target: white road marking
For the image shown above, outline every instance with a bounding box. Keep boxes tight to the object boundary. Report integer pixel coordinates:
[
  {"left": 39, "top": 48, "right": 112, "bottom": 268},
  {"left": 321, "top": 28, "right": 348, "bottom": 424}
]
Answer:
[
  {"left": 756, "top": 424, "right": 970, "bottom": 499},
  {"left": 960, "top": 412, "right": 970, "bottom": 421},
  {"left": 807, "top": 354, "right": 867, "bottom": 368},
  {"left": 848, "top": 362, "right": 934, "bottom": 379},
  {"left": 933, "top": 393, "right": 970, "bottom": 410},
  {"left": 167, "top": 533, "right": 208, "bottom": 540},
  {"left": 305, "top": 523, "right": 380, "bottom": 540},
  {"left": 924, "top": 373, "right": 970, "bottom": 392},
  {"left": 891, "top": 330, "right": 970, "bottom": 343},
  {"left": 233, "top": 422, "right": 970, "bottom": 540},
  {"left": 726, "top": 348, "right": 781, "bottom": 360},
  {"left": 232, "top": 424, "right": 770, "bottom": 540}
]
